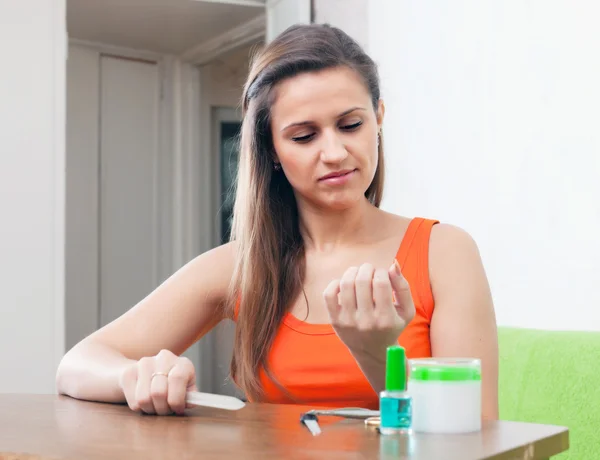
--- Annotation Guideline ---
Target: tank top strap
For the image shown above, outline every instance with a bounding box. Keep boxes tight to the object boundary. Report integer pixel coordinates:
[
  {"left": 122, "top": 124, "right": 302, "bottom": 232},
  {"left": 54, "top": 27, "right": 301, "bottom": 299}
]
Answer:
[{"left": 395, "top": 217, "right": 440, "bottom": 322}]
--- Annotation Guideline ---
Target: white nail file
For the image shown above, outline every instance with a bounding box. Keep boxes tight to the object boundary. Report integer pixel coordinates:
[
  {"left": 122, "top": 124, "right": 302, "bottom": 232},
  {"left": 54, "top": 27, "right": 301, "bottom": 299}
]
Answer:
[{"left": 185, "top": 391, "right": 246, "bottom": 411}]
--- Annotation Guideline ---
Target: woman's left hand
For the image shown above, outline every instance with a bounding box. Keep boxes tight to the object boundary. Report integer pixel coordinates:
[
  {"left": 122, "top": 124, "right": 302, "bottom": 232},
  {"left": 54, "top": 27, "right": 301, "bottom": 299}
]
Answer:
[{"left": 323, "top": 261, "right": 416, "bottom": 358}]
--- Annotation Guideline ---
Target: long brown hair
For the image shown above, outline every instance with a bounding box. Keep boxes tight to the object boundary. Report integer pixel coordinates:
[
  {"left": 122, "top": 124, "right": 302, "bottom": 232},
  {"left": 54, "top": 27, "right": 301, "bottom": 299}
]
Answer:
[{"left": 226, "top": 23, "right": 385, "bottom": 401}]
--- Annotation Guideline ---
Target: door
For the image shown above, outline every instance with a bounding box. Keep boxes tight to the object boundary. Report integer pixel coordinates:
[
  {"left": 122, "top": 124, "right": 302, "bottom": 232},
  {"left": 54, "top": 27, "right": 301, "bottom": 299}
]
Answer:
[
  {"left": 99, "top": 55, "right": 160, "bottom": 328},
  {"left": 66, "top": 46, "right": 161, "bottom": 348}
]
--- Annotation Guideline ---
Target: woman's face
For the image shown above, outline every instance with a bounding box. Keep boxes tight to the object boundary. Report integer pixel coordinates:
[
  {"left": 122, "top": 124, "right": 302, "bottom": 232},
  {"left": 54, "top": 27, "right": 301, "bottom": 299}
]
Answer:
[{"left": 270, "top": 66, "right": 384, "bottom": 211}]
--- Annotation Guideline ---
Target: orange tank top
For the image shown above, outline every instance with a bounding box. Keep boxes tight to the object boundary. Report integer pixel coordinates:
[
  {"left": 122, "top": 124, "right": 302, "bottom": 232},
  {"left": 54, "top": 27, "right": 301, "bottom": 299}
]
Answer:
[{"left": 238, "top": 217, "right": 439, "bottom": 409}]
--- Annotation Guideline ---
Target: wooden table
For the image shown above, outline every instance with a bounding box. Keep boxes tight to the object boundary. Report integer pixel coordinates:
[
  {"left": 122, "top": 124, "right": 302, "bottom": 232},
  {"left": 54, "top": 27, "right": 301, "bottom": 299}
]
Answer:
[{"left": 0, "top": 395, "right": 568, "bottom": 459}]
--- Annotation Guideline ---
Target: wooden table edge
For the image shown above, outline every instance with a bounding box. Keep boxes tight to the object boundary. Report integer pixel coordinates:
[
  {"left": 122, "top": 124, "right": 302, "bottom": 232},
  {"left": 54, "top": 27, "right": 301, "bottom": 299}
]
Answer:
[
  {"left": 487, "top": 425, "right": 569, "bottom": 460},
  {"left": 0, "top": 425, "right": 572, "bottom": 460},
  {"left": 0, "top": 454, "right": 61, "bottom": 460}
]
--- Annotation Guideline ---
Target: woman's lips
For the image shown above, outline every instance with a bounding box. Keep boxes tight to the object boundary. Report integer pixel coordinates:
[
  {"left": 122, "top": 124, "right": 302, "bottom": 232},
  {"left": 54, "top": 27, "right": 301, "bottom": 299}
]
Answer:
[{"left": 318, "top": 169, "right": 357, "bottom": 185}]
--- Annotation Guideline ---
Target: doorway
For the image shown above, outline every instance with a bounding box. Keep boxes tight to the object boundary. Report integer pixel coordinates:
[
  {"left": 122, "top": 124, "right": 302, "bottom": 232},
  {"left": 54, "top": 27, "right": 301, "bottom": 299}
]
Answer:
[
  {"left": 200, "top": 106, "right": 243, "bottom": 397},
  {"left": 214, "top": 107, "right": 242, "bottom": 245}
]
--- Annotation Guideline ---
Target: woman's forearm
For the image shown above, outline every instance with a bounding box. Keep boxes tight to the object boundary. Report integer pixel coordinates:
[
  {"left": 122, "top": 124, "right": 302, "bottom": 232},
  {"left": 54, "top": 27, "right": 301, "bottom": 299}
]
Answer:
[
  {"left": 55, "top": 341, "right": 137, "bottom": 403},
  {"left": 351, "top": 347, "right": 388, "bottom": 395}
]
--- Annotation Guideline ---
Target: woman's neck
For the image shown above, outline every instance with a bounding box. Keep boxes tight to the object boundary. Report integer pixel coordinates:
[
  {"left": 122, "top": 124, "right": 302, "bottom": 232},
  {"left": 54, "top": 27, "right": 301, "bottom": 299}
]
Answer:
[{"left": 297, "top": 197, "right": 380, "bottom": 252}]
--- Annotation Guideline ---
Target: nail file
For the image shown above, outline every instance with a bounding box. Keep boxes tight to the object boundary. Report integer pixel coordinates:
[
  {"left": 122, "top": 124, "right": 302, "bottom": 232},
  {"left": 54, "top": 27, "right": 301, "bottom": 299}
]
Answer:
[{"left": 185, "top": 391, "right": 246, "bottom": 411}]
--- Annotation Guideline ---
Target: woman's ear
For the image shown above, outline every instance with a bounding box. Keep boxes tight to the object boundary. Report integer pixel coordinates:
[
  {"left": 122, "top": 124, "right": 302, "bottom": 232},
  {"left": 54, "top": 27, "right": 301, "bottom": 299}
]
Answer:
[
  {"left": 271, "top": 151, "right": 280, "bottom": 168},
  {"left": 271, "top": 147, "right": 281, "bottom": 170},
  {"left": 376, "top": 99, "right": 386, "bottom": 131}
]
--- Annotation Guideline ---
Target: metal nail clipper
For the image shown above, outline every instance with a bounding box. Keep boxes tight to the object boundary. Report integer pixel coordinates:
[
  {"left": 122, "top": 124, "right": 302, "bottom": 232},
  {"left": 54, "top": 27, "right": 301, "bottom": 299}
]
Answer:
[{"left": 300, "top": 407, "right": 380, "bottom": 436}]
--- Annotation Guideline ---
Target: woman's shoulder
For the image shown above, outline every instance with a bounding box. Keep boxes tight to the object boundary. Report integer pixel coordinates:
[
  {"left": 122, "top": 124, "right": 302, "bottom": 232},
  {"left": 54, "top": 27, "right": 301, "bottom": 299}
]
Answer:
[
  {"left": 381, "top": 211, "right": 477, "bottom": 253},
  {"left": 382, "top": 212, "right": 483, "bottom": 283},
  {"left": 378, "top": 211, "right": 439, "bottom": 247},
  {"left": 426, "top": 222, "right": 488, "bottom": 304},
  {"left": 379, "top": 211, "right": 440, "bottom": 232},
  {"left": 429, "top": 222, "right": 481, "bottom": 263},
  {"left": 386, "top": 215, "right": 486, "bottom": 319}
]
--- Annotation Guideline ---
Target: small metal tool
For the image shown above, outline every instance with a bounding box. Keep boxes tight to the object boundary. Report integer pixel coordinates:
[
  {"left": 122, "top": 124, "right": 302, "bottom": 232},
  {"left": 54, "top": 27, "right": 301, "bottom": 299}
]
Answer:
[
  {"left": 300, "top": 408, "right": 380, "bottom": 436},
  {"left": 306, "top": 408, "right": 379, "bottom": 419},
  {"left": 300, "top": 412, "right": 322, "bottom": 436}
]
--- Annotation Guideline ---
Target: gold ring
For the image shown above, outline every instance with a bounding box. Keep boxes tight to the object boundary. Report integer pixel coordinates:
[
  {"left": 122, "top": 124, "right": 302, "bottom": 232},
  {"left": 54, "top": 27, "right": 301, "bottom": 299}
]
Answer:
[
  {"left": 364, "top": 416, "right": 380, "bottom": 428},
  {"left": 151, "top": 371, "right": 169, "bottom": 379}
]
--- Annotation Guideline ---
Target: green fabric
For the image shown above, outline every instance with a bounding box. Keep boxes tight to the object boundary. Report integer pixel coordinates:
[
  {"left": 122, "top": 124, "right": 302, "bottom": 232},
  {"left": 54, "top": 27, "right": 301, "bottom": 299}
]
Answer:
[{"left": 498, "top": 327, "right": 600, "bottom": 460}]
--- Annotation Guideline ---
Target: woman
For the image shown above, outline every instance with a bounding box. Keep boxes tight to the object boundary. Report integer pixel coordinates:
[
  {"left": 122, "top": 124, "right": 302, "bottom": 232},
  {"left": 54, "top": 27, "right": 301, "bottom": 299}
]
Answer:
[{"left": 56, "top": 24, "right": 498, "bottom": 418}]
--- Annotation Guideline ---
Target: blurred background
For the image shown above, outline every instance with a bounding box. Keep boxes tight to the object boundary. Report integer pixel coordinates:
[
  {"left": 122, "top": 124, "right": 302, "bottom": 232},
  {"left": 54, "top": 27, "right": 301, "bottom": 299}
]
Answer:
[{"left": 1, "top": 0, "right": 598, "bottom": 397}]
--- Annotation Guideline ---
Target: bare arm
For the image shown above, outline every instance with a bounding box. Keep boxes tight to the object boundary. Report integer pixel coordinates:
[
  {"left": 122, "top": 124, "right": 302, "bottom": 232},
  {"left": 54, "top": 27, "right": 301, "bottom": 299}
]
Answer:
[
  {"left": 56, "top": 242, "right": 236, "bottom": 404},
  {"left": 429, "top": 224, "right": 499, "bottom": 420}
]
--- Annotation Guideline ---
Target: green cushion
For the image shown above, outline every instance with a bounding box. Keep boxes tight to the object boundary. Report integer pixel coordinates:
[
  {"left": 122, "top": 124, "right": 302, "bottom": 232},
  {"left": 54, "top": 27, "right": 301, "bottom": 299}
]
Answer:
[{"left": 498, "top": 327, "right": 600, "bottom": 459}]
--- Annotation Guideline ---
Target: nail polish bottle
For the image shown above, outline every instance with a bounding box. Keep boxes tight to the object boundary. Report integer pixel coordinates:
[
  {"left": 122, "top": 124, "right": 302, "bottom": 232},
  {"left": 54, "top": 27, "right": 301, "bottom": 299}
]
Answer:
[{"left": 379, "top": 345, "right": 412, "bottom": 435}]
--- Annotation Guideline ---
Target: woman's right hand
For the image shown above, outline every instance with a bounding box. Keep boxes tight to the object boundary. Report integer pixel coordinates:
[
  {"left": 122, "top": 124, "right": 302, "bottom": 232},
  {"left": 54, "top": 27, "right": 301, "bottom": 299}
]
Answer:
[{"left": 119, "top": 349, "right": 198, "bottom": 416}]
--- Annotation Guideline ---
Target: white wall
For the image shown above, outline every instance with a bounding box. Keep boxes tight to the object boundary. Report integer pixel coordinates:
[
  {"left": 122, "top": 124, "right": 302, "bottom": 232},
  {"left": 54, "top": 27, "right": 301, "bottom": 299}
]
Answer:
[
  {"left": 0, "top": 0, "right": 66, "bottom": 392},
  {"left": 369, "top": 1, "right": 600, "bottom": 331},
  {"left": 313, "top": 0, "right": 369, "bottom": 50},
  {"left": 266, "top": 0, "right": 311, "bottom": 42}
]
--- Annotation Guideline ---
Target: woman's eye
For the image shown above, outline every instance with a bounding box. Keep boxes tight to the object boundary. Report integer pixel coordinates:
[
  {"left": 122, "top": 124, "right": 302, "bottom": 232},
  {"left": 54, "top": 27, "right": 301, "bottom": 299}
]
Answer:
[
  {"left": 341, "top": 121, "right": 363, "bottom": 131},
  {"left": 290, "top": 121, "right": 361, "bottom": 142},
  {"left": 291, "top": 133, "right": 315, "bottom": 143}
]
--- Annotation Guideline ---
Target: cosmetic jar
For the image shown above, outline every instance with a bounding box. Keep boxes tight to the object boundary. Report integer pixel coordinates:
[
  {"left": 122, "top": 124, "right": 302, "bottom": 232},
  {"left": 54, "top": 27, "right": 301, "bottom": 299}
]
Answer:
[{"left": 408, "top": 358, "right": 481, "bottom": 433}]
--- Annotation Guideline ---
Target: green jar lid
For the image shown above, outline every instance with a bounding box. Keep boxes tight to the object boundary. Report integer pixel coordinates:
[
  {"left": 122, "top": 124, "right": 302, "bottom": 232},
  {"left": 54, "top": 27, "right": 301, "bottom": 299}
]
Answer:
[{"left": 409, "top": 358, "right": 481, "bottom": 382}]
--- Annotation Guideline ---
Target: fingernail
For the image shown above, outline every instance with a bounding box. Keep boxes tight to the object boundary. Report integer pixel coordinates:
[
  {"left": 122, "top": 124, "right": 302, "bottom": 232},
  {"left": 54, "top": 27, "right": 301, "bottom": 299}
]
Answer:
[{"left": 392, "top": 259, "right": 401, "bottom": 276}]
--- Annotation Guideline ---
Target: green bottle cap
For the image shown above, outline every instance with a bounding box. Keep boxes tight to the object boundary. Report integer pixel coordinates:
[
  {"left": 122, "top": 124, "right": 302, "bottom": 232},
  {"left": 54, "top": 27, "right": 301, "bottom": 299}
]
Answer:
[{"left": 385, "top": 345, "right": 407, "bottom": 391}]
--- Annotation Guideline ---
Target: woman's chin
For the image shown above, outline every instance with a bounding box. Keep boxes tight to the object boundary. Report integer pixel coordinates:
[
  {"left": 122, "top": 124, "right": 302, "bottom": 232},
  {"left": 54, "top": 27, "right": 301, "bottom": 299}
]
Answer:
[{"left": 317, "top": 191, "right": 366, "bottom": 211}]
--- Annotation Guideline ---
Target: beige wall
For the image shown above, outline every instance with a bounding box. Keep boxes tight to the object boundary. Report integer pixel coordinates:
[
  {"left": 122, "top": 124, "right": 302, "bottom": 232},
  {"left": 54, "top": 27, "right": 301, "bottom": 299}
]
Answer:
[{"left": 202, "top": 43, "right": 258, "bottom": 108}]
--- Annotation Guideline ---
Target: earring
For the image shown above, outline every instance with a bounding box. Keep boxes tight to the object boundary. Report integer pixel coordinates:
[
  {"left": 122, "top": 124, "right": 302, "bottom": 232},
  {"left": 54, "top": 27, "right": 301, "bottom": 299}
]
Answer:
[{"left": 273, "top": 162, "right": 281, "bottom": 171}]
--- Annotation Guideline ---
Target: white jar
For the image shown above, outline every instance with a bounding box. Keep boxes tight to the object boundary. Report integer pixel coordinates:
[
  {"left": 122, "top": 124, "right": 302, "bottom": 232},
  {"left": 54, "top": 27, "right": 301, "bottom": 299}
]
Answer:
[{"left": 407, "top": 358, "right": 482, "bottom": 434}]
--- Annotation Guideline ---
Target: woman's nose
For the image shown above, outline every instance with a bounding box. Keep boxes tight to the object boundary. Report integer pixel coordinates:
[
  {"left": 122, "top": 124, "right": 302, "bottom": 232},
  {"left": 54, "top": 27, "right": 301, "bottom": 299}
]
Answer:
[{"left": 319, "top": 131, "right": 348, "bottom": 163}]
